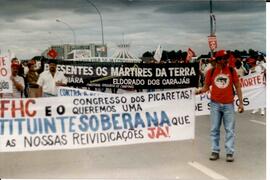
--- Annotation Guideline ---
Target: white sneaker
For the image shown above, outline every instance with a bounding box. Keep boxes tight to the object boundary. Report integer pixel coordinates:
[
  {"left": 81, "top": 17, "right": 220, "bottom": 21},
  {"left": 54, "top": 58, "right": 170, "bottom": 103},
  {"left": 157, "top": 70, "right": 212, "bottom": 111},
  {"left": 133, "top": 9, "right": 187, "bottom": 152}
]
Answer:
[{"left": 252, "top": 109, "right": 258, "bottom": 114}]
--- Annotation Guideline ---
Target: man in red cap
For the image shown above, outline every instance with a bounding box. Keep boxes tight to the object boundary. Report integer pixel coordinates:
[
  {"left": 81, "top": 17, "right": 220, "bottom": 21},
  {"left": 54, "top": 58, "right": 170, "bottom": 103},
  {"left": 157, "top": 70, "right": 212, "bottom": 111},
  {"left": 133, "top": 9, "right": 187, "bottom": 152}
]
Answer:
[
  {"left": 1, "top": 61, "right": 25, "bottom": 98},
  {"left": 196, "top": 50, "right": 244, "bottom": 162}
]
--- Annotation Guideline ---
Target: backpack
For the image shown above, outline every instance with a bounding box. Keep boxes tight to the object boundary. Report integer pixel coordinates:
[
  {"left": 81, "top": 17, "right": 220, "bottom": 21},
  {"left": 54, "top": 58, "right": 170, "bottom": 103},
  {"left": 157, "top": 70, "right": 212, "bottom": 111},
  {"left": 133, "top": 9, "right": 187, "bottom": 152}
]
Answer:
[{"left": 210, "top": 67, "right": 236, "bottom": 96}]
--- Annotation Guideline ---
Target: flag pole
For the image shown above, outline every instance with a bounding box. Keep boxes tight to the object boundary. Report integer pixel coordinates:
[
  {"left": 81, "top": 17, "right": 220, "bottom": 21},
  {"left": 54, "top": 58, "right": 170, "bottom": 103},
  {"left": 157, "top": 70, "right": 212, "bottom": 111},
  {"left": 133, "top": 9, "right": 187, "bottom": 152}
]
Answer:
[
  {"left": 210, "top": 0, "right": 214, "bottom": 57},
  {"left": 210, "top": 0, "right": 213, "bottom": 36}
]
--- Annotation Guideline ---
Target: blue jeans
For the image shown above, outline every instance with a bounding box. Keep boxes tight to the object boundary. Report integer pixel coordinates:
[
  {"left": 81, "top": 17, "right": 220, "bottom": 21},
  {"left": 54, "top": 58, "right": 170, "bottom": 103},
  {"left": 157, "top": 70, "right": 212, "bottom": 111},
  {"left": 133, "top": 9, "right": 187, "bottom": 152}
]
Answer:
[{"left": 210, "top": 100, "right": 235, "bottom": 155}]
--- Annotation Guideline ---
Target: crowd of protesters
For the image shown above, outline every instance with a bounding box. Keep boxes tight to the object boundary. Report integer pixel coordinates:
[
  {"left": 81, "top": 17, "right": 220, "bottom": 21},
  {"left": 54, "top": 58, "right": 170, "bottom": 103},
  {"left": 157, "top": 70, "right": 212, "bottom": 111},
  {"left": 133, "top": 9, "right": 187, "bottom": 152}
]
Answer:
[
  {"left": 199, "top": 50, "right": 266, "bottom": 115},
  {"left": 199, "top": 51, "right": 266, "bottom": 84},
  {"left": 0, "top": 50, "right": 266, "bottom": 105},
  {"left": 0, "top": 57, "right": 67, "bottom": 98},
  {"left": 0, "top": 50, "right": 264, "bottom": 164}
]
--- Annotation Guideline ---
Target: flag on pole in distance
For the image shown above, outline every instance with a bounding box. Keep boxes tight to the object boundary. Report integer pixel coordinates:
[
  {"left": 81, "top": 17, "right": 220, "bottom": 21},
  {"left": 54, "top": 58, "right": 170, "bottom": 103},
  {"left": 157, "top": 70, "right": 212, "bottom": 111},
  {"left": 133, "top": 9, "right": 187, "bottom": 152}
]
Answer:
[
  {"left": 153, "top": 45, "right": 162, "bottom": 62},
  {"left": 186, "top": 48, "right": 196, "bottom": 63},
  {"left": 47, "top": 48, "right": 58, "bottom": 59}
]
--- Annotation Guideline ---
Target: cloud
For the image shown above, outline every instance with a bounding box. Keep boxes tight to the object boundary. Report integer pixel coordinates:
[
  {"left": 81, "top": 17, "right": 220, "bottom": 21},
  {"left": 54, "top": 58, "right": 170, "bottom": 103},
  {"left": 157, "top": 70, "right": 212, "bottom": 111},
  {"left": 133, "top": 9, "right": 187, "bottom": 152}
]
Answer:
[
  {"left": 0, "top": 0, "right": 266, "bottom": 59},
  {"left": 155, "top": 1, "right": 265, "bottom": 14}
]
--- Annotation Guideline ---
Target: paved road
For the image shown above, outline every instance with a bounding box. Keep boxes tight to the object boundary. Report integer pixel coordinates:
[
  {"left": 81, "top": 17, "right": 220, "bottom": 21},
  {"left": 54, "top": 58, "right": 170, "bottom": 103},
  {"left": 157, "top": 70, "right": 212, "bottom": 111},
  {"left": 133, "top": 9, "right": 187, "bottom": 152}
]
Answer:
[{"left": 0, "top": 110, "right": 266, "bottom": 180}]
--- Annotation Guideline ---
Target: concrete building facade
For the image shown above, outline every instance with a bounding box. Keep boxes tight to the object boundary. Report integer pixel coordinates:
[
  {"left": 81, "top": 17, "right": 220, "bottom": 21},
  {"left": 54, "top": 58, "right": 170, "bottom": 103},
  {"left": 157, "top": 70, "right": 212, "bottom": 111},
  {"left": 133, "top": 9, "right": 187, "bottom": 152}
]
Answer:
[{"left": 42, "top": 43, "right": 107, "bottom": 59}]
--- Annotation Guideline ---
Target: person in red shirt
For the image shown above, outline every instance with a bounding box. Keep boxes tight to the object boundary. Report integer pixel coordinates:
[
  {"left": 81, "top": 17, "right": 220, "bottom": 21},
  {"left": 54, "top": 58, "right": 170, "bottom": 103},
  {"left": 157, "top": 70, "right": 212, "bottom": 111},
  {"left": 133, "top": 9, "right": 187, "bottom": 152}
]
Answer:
[{"left": 196, "top": 50, "right": 244, "bottom": 162}]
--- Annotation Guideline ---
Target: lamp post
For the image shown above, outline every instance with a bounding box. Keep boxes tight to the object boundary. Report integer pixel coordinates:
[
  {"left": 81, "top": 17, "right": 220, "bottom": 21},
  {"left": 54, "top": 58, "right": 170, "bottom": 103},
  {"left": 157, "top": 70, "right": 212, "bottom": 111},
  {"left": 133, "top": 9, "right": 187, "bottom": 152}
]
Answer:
[
  {"left": 56, "top": 19, "right": 77, "bottom": 47},
  {"left": 210, "top": 0, "right": 214, "bottom": 36},
  {"left": 85, "top": 0, "right": 104, "bottom": 45},
  {"left": 209, "top": 0, "right": 216, "bottom": 57}
]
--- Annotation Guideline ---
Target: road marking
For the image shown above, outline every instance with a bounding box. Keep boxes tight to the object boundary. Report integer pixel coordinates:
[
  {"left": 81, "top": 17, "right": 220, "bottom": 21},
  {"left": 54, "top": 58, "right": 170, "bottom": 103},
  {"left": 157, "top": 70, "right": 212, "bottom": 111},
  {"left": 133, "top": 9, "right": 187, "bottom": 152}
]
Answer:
[
  {"left": 188, "top": 161, "right": 228, "bottom": 180},
  {"left": 250, "top": 120, "right": 266, "bottom": 126}
]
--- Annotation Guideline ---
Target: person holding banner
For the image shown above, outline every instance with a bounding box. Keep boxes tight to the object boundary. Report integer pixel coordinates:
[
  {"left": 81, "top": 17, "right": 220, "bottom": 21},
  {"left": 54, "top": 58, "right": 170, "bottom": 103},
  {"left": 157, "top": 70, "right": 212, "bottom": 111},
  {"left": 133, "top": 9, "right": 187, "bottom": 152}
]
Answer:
[
  {"left": 200, "top": 57, "right": 217, "bottom": 87},
  {"left": 37, "top": 59, "right": 67, "bottom": 97},
  {"left": 250, "top": 55, "right": 266, "bottom": 115},
  {"left": 196, "top": 50, "right": 244, "bottom": 162},
  {"left": 26, "top": 60, "right": 40, "bottom": 98},
  {"left": 1, "top": 61, "right": 25, "bottom": 98}
]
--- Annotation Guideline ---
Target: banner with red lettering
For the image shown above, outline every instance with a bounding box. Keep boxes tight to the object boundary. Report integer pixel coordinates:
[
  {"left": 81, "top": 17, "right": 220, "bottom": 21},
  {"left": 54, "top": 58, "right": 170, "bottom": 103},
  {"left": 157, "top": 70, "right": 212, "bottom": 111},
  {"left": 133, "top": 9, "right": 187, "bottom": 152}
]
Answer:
[
  {"left": 195, "top": 72, "right": 266, "bottom": 116},
  {"left": 0, "top": 88, "right": 195, "bottom": 152},
  {"left": 239, "top": 72, "right": 265, "bottom": 89},
  {"left": 195, "top": 85, "right": 265, "bottom": 116},
  {"left": 0, "top": 54, "right": 12, "bottom": 93},
  {"left": 57, "top": 71, "right": 266, "bottom": 117}
]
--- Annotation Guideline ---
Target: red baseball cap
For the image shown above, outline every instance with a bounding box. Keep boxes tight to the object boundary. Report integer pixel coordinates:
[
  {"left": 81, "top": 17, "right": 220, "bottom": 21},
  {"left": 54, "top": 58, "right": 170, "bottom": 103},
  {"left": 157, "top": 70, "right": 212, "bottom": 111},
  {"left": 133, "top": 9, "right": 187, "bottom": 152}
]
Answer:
[
  {"left": 11, "top": 61, "right": 20, "bottom": 69},
  {"left": 214, "top": 50, "right": 227, "bottom": 58}
]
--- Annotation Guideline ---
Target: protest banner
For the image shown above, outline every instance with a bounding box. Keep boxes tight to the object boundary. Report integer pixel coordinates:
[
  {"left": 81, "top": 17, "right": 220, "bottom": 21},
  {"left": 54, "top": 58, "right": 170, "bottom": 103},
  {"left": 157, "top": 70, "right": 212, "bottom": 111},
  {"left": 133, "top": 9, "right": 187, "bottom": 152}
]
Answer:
[
  {"left": 195, "top": 85, "right": 266, "bottom": 116},
  {"left": 57, "top": 86, "right": 110, "bottom": 97},
  {"left": 195, "top": 72, "right": 266, "bottom": 116},
  {"left": 58, "top": 71, "right": 266, "bottom": 117},
  {"left": 44, "top": 60, "right": 200, "bottom": 89},
  {"left": 239, "top": 71, "right": 266, "bottom": 89},
  {"left": 0, "top": 54, "right": 12, "bottom": 93},
  {"left": 0, "top": 88, "right": 195, "bottom": 152}
]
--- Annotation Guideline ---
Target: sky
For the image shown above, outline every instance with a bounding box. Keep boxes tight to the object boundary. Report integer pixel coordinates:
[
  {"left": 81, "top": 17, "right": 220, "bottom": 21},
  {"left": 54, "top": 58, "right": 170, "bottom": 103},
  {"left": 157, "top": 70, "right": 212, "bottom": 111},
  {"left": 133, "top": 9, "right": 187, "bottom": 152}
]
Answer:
[{"left": 0, "top": 0, "right": 266, "bottom": 59}]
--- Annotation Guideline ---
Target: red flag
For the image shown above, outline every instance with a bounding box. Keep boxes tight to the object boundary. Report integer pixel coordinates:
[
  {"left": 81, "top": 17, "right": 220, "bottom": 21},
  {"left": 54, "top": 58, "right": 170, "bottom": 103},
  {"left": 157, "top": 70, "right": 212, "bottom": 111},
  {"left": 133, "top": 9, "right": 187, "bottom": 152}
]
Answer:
[
  {"left": 186, "top": 48, "right": 196, "bottom": 63},
  {"left": 47, "top": 49, "right": 58, "bottom": 59}
]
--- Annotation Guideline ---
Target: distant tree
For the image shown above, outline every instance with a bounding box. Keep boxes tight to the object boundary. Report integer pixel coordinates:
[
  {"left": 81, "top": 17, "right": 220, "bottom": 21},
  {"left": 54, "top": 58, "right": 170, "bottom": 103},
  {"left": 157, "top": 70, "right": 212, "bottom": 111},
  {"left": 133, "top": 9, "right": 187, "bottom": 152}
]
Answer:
[
  {"left": 142, "top": 51, "right": 153, "bottom": 57},
  {"left": 242, "top": 50, "right": 248, "bottom": 56},
  {"left": 234, "top": 50, "right": 241, "bottom": 58},
  {"left": 161, "top": 50, "right": 168, "bottom": 61},
  {"left": 176, "top": 50, "right": 182, "bottom": 60},
  {"left": 248, "top": 49, "right": 258, "bottom": 58},
  {"left": 181, "top": 51, "right": 188, "bottom": 60},
  {"left": 167, "top": 50, "right": 176, "bottom": 60}
]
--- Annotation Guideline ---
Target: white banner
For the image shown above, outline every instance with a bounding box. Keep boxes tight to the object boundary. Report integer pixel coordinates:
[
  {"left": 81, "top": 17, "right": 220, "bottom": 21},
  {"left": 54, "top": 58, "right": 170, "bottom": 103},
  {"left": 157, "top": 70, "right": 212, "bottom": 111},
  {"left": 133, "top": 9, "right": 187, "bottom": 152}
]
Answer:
[
  {"left": 239, "top": 71, "right": 265, "bottom": 89},
  {"left": 57, "top": 86, "right": 110, "bottom": 97},
  {"left": 195, "top": 85, "right": 266, "bottom": 116},
  {"left": 0, "top": 88, "right": 195, "bottom": 152},
  {"left": 196, "top": 72, "right": 266, "bottom": 116},
  {"left": 58, "top": 71, "right": 266, "bottom": 117},
  {"left": 0, "top": 54, "right": 12, "bottom": 93}
]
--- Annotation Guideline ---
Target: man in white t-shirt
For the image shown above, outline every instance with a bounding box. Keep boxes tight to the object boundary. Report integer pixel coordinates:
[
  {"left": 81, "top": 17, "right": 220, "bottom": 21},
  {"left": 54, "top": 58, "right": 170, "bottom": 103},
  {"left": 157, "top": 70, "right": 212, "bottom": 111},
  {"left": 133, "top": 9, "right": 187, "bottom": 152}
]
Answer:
[
  {"left": 37, "top": 60, "right": 67, "bottom": 97},
  {"left": 1, "top": 61, "right": 25, "bottom": 98}
]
